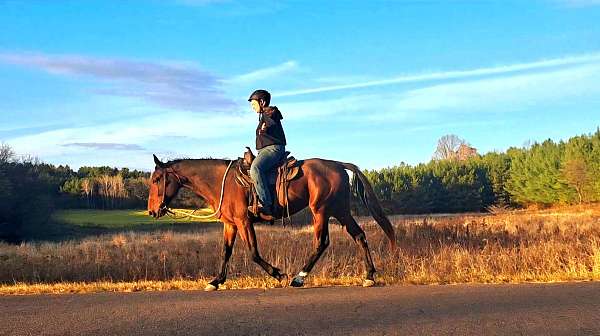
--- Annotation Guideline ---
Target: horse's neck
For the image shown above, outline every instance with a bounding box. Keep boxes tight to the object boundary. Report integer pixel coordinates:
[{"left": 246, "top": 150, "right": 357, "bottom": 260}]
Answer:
[{"left": 173, "top": 160, "right": 228, "bottom": 211}]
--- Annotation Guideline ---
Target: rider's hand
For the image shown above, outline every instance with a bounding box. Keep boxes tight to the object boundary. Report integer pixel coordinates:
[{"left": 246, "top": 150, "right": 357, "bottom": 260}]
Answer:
[{"left": 259, "top": 123, "right": 267, "bottom": 134}]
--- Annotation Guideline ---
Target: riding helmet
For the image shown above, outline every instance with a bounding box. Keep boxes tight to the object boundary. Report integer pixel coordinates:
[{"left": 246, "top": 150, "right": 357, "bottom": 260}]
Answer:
[{"left": 248, "top": 89, "right": 271, "bottom": 106}]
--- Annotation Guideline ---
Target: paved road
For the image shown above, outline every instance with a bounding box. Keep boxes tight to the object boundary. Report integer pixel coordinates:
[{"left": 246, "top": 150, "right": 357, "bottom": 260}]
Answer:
[{"left": 1, "top": 282, "right": 599, "bottom": 335}]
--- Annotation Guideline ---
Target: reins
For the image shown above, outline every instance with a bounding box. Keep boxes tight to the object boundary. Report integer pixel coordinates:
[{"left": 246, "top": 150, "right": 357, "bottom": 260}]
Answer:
[{"left": 161, "top": 160, "right": 235, "bottom": 220}]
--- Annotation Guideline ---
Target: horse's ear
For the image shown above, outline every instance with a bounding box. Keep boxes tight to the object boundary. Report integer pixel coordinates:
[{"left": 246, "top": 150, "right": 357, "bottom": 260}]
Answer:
[{"left": 153, "top": 154, "right": 165, "bottom": 168}]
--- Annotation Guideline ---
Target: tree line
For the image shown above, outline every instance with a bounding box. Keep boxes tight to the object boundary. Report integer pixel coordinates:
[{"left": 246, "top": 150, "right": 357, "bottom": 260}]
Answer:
[
  {"left": 59, "top": 167, "right": 149, "bottom": 209},
  {"left": 0, "top": 145, "right": 201, "bottom": 242},
  {"left": 364, "top": 129, "right": 600, "bottom": 214},
  {"left": 58, "top": 166, "right": 202, "bottom": 210},
  {"left": 0, "top": 145, "right": 74, "bottom": 241}
]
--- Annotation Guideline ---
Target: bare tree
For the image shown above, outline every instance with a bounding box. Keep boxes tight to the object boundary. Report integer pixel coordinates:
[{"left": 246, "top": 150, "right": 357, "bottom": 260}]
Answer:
[
  {"left": 433, "top": 134, "right": 467, "bottom": 160},
  {"left": 0, "top": 143, "right": 15, "bottom": 164},
  {"left": 81, "top": 178, "right": 93, "bottom": 208},
  {"left": 0, "top": 145, "right": 12, "bottom": 198},
  {"left": 562, "top": 157, "right": 591, "bottom": 204},
  {"left": 97, "top": 175, "right": 111, "bottom": 209},
  {"left": 111, "top": 174, "right": 127, "bottom": 208}
]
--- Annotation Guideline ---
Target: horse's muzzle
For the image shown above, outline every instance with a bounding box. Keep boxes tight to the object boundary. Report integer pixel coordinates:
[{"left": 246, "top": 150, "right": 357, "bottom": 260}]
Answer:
[{"left": 149, "top": 206, "right": 167, "bottom": 219}]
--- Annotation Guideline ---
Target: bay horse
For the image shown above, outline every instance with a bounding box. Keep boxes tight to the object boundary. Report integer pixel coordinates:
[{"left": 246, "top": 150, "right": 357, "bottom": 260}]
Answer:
[{"left": 147, "top": 154, "right": 395, "bottom": 290}]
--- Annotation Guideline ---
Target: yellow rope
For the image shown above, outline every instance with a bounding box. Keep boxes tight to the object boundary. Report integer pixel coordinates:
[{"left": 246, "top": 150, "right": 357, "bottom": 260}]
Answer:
[{"left": 167, "top": 208, "right": 217, "bottom": 220}]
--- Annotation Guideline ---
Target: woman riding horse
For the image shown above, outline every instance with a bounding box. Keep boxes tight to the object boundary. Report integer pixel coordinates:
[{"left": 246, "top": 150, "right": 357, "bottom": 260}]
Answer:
[
  {"left": 147, "top": 91, "right": 395, "bottom": 290},
  {"left": 247, "top": 89, "right": 287, "bottom": 220}
]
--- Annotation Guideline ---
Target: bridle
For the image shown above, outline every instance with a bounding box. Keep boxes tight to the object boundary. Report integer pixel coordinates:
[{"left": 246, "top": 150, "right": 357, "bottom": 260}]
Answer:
[
  {"left": 156, "top": 167, "right": 183, "bottom": 214},
  {"left": 155, "top": 160, "right": 235, "bottom": 220}
]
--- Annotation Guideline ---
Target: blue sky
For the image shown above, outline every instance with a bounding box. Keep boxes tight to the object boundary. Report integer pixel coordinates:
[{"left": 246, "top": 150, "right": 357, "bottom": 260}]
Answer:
[{"left": 1, "top": 0, "right": 599, "bottom": 171}]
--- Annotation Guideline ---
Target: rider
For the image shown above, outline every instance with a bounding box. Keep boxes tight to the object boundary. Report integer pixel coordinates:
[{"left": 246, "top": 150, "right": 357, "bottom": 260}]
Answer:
[{"left": 247, "top": 89, "right": 287, "bottom": 218}]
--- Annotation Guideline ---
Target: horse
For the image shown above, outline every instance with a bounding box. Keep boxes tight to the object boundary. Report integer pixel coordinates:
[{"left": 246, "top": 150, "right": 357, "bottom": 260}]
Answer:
[{"left": 147, "top": 154, "right": 395, "bottom": 290}]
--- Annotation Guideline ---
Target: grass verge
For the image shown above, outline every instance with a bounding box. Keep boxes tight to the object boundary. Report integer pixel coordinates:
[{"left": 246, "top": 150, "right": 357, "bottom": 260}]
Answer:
[{"left": 2, "top": 206, "right": 600, "bottom": 295}]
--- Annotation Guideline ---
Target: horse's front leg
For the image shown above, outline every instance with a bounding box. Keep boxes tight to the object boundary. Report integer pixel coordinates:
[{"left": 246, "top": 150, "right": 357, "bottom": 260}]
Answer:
[
  {"left": 205, "top": 222, "right": 237, "bottom": 291},
  {"left": 240, "top": 222, "right": 286, "bottom": 282}
]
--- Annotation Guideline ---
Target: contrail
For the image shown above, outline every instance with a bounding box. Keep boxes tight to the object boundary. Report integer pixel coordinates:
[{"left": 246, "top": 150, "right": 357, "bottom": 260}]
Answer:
[{"left": 276, "top": 52, "right": 600, "bottom": 97}]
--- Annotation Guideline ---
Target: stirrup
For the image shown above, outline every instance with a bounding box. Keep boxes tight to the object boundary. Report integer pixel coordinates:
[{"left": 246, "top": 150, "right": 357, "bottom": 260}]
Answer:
[{"left": 248, "top": 205, "right": 274, "bottom": 221}]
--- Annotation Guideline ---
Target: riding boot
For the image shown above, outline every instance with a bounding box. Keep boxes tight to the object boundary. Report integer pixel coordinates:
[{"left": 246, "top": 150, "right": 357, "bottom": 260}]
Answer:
[
  {"left": 258, "top": 205, "right": 274, "bottom": 221},
  {"left": 271, "top": 202, "right": 282, "bottom": 218},
  {"left": 247, "top": 204, "right": 274, "bottom": 221}
]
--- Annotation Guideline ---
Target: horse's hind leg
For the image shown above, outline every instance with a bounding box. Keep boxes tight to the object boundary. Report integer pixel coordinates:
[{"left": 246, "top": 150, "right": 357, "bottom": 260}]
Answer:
[
  {"left": 335, "top": 212, "right": 377, "bottom": 287},
  {"left": 240, "top": 223, "right": 286, "bottom": 282},
  {"left": 205, "top": 222, "right": 237, "bottom": 291},
  {"left": 290, "top": 211, "right": 330, "bottom": 287}
]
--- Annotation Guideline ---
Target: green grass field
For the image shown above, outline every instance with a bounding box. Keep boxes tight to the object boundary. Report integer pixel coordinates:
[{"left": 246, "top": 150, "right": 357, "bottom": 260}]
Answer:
[{"left": 51, "top": 209, "right": 217, "bottom": 230}]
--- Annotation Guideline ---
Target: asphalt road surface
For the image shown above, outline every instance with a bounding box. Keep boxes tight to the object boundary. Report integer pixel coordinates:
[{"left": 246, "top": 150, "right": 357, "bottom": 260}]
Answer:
[{"left": 1, "top": 282, "right": 599, "bottom": 336}]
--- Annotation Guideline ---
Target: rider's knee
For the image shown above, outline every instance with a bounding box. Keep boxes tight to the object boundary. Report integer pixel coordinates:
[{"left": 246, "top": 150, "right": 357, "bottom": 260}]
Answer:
[{"left": 249, "top": 164, "right": 260, "bottom": 179}]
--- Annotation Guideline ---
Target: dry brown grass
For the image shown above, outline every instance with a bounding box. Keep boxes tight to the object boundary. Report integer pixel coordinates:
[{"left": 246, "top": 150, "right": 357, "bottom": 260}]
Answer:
[{"left": 1, "top": 205, "right": 599, "bottom": 294}]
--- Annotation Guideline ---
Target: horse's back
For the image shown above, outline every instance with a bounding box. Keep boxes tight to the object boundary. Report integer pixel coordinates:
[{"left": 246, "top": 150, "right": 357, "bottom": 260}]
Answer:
[
  {"left": 297, "top": 158, "right": 350, "bottom": 192},
  {"left": 302, "top": 157, "right": 348, "bottom": 174}
]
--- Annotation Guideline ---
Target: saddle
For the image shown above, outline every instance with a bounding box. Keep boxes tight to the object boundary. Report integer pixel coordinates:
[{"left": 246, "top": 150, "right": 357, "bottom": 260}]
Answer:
[{"left": 235, "top": 147, "right": 302, "bottom": 220}]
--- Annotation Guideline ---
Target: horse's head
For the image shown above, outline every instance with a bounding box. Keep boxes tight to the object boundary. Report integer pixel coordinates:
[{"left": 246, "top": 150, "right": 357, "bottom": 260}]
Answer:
[{"left": 147, "top": 154, "right": 183, "bottom": 218}]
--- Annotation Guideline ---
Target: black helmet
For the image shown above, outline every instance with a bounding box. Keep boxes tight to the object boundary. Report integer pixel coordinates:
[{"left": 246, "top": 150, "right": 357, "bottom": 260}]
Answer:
[{"left": 248, "top": 89, "right": 271, "bottom": 106}]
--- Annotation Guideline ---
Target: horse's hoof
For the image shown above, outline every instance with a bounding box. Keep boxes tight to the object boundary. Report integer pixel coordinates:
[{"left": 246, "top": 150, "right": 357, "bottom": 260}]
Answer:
[
  {"left": 362, "top": 279, "right": 375, "bottom": 287},
  {"left": 271, "top": 268, "right": 286, "bottom": 282},
  {"left": 204, "top": 283, "right": 218, "bottom": 291},
  {"left": 275, "top": 273, "right": 288, "bottom": 282},
  {"left": 289, "top": 276, "right": 304, "bottom": 287}
]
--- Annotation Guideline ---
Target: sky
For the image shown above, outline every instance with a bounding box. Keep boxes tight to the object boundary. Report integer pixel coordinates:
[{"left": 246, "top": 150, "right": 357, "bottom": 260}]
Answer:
[{"left": 0, "top": 0, "right": 599, "bottom": 171}]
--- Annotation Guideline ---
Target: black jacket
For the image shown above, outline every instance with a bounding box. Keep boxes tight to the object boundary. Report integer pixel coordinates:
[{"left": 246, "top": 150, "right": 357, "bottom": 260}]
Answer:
[{"left": 256, "top": 106, "right": 287, "bottom": 150}]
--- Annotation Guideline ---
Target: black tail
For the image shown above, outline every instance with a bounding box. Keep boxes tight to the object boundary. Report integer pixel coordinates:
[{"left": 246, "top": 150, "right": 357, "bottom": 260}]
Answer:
[{"left": 340, "top": 162, "right": 396, "bottom": 250}]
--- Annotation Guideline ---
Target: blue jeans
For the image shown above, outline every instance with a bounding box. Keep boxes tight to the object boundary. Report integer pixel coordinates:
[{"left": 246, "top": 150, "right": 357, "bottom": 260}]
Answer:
[{"left": 250, "top": 144, "right": 286, "bottom": 210}]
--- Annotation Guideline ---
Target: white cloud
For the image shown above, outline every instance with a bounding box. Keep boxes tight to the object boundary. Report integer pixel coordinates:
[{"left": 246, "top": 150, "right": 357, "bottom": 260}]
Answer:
[
  {"left": 282, "top": 95, "right": 377, "bottom": 120},
  {"left": 385, "top": 64, "right": 600, "bottom": 117},
  {"left": 62, "top": 143, "right": 145, "bottom": 151},
  {"left": 8, "top": 109, "right": 255, "bottom": 161},
  {"left": 226, "top": 60, "right": 299, "bottom": 85}
]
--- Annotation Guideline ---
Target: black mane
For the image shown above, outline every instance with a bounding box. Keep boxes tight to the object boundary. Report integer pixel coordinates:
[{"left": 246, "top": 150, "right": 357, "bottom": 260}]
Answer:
[{"left": 164, "top": 157, "right": 233, "bottom": 168}]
